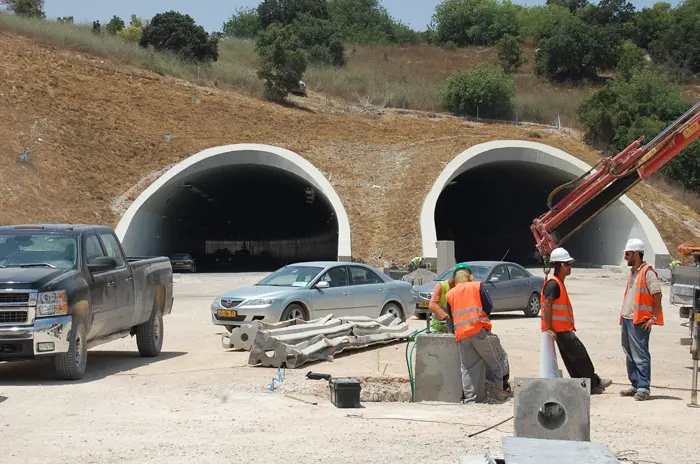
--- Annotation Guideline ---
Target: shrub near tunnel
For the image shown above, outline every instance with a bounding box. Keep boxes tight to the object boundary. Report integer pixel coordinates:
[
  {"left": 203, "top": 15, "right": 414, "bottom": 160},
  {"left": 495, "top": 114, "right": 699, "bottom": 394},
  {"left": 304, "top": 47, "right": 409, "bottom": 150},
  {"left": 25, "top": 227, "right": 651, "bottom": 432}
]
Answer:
[{"left": 439, "top": 63, "right": 516, "bottom": 119}]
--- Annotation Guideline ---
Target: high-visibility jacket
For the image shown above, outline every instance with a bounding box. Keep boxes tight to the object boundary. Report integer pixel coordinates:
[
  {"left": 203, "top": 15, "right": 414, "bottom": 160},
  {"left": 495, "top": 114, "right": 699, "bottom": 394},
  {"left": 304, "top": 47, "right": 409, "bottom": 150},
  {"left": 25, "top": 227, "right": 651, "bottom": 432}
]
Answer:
[
  {"left": 446, "top": 281, "right": 491, "bottom": 342},
  {"left": 620, "top": 263, "right": 664, "bottom": 326},
  {"left": 430, "top": 280, "right": 451, "bottom": 333},
  {"left": 540, "top": 276, "right": 576, "bottom": 332}
]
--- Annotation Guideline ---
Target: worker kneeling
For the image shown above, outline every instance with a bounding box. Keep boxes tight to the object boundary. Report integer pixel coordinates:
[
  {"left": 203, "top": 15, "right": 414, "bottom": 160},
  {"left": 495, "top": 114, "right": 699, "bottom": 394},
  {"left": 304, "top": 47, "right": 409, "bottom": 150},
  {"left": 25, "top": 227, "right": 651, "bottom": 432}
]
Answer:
[{"left": 445, "top": 264, "right": 511, "bottom": 403}]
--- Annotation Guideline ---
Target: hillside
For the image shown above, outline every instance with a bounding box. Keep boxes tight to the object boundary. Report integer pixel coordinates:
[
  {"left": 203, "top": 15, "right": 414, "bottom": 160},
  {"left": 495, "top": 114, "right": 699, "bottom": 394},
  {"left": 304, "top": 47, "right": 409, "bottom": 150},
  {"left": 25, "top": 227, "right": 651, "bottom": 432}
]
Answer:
[{"left": 1, "top": 31, "right": 700, "bottom": 264}]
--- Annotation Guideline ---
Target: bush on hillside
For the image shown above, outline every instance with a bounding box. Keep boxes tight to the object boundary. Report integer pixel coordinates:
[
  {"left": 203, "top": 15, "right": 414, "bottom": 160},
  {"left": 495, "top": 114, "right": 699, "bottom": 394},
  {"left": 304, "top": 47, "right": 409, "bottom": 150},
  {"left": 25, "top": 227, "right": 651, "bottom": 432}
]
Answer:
[
  {"left": 439, "top": 63, "right": 516, "bottom": 118},
  {"left": 117, "top": 15, "right": 145, "bottom": 43},
  {"left": 0, "top": 0, "right": 45, "bottom": 18},
  {"left": 615, "top": 40, "right": 646, "bottom": 80},
  {"left": 105, "top": 15, "right": 125, "bottom": 35},
  {"left": 516, "top": 4, "right": 572, "bottom": 41},
  {"left": 140, "top": 11, "right": 218, "bottom": 62},
  {"left": 577, "top": 67, "right": 700, "bottom": 191},
  {"left": 256, "top": 23, "right": 308, "bottom": 101},
  {"left": 497, "top": 34, "right": 527, "bottom": 73},
  {"left": 649, "top": 0, "right": 700, "bottom": 76},
  {"left": 432, "top": 0, "right": 519, "bottom": 46},
  {"left": 630, "top": 2, "right": 672, "bottom": 50},
  {"left": 327, "top": 0, "right": 421, "bottom": 45},
  {"left": 257, "top": 0, "right": 329, "bottom": 29},
  {"left": 534, "top": 15, "right": 620, "bottom": 81}
]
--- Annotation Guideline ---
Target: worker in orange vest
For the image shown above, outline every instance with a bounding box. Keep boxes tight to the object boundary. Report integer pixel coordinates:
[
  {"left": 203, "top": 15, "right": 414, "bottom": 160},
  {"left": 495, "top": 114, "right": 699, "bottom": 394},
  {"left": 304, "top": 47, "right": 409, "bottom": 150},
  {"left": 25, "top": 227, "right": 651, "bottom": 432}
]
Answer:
[
  {"left": 540, "top": 247, "right": 612, "bottom": 394},
  {"left": 445, "top": 263, "right": 510, "bottom": 404},
  {"left": 619, "top": 238, "right": 663, "bottom": 401}
]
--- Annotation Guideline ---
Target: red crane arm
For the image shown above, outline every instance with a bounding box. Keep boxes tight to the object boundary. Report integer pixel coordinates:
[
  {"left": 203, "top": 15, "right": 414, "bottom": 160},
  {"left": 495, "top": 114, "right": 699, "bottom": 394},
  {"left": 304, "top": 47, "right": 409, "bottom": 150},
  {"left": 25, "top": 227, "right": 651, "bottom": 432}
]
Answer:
[{"left": 531, "top": 101, "right": 700, "bottom": 264}]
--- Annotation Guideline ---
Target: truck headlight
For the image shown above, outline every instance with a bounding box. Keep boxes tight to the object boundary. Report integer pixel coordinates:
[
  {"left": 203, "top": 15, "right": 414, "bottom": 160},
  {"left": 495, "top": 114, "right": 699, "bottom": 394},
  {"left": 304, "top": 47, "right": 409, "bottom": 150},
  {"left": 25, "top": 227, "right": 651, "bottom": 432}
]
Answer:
[
  {"left": 37, "top": 290, "right": 68, "bottom": 317},
  {"left": 244, "top": 298, "right": 278, "bottom": 306}
]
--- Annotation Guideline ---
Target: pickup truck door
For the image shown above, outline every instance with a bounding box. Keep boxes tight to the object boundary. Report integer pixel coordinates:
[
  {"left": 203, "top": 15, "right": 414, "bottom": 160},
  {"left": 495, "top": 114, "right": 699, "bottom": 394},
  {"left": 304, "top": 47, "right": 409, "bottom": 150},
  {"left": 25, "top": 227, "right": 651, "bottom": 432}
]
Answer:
[
  {"left": 84, "top": 233, "right": 117, "bottom": 339},
  {"left": 98, "top": 232, "right": 135, "bottom": 332}
]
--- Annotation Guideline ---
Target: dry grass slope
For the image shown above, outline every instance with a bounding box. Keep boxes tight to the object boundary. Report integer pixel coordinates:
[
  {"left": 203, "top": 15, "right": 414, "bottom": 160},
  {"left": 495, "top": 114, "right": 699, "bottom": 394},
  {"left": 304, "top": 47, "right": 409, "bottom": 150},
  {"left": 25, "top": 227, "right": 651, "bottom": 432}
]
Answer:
[{"left": 1, "top": 31, "right": 699, "bottom": 264}]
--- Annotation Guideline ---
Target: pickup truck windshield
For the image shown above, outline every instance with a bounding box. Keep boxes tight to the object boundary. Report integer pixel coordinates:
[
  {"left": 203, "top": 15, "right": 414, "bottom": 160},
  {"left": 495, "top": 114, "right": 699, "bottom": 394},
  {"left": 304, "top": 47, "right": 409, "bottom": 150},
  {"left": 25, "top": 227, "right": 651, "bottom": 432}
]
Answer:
[
  {"left": 256, "top": 265, "right": 324, "bottom": 287},
  {"left": 0, "top": 234, "right": 78, "bottom": 269}
]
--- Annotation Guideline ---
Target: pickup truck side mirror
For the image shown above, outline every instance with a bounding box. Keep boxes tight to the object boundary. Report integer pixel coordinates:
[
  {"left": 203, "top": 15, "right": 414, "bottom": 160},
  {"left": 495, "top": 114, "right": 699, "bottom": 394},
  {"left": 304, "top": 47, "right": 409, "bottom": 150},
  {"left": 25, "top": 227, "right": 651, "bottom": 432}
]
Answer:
[
  {"left": 88, "top": 256, "right": 117, "bottom": 273},
  {"left": 489, "top": 276, "right": 500, "bottom": 284},
  {"left": 314, "top": 281, "right": 330, "bottom": 290}
]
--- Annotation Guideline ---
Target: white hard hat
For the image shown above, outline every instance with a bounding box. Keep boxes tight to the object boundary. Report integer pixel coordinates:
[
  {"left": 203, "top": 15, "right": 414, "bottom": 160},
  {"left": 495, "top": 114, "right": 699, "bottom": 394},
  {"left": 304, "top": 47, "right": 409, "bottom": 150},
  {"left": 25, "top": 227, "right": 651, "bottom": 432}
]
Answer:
[
  {"left": 550, "top": 247, "right": 574, "bottom": 263},
  {"left": 624, "top": 238, "right": 646, "bottom": 253}
]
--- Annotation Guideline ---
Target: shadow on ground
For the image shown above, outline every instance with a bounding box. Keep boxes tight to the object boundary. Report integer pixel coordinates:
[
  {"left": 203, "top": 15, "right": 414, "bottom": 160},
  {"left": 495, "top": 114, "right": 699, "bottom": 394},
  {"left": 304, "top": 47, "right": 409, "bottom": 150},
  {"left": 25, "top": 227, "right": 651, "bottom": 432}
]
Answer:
[{"left": 0, "top": 351, "right": 187, "bottom": 385}]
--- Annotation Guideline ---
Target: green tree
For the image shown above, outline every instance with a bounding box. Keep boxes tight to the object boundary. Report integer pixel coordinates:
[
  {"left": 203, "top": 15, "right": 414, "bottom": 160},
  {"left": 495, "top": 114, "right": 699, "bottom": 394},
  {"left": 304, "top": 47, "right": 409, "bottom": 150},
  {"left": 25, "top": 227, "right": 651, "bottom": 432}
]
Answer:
[
  {"left": 497, "top": 34, "right": 527, "bottom": 73},
  {"left": 534, "top": 15, "right": 621, "bottom": 81},
  {"left": 222, "top": 7, "right": 262, "bottom": 38},
  {"left": 105, "top": 15, "right": 125, "bottom": 35},
  {"left": 432, "top": 0, "right": 520, "bottom": 46},
  {"left": 117, "top": 15, "right": 146, "bottom": 43},
  {"left": 327, "top": 0, "right": 419, "bottom": 44},
  {"left": 291, "top": 13, "right": 345, "bottom": 66},
  {"left": 257, "top": 0, "right": 329, "bottom": 29},
  {"left": 255, "top": 23, "right": 308, "bottom": 101},
  {"left": 615, "top": 40, "right": 646, "bottom": 80},
  {"left": 140, "top": 11, "right": 218, "bottom": 62},
  {"left": 651, "top": 0, "right": 700, "bottom": 75},
  {"left": 516, "top": 4, "right": 572, "bottom": 41},
  {"left": 0, "top": 0, "right": 45, "bottom": 18},
  {"left": 578, "top": 68, "right": 700, "bottom": 190},
  {"left": 546, "top": 0, "right": 589, "bottom": 13},
  {"left": 631, "top": 2, "right": 672, "bottom": 50},
  {"left": 439, "top": 63, "right": 516, "bottom": 118}
]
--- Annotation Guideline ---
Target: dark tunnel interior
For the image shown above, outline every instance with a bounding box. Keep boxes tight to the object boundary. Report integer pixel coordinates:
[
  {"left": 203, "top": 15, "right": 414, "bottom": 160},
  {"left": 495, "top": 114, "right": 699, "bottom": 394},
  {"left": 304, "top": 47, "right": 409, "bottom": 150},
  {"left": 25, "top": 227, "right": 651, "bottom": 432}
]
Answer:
[
  {"left": 434, "top": 160, "right": 602, "bottom": 267},
  {"left": 158, "top": 164, "right": 338, "bottom": 272}
]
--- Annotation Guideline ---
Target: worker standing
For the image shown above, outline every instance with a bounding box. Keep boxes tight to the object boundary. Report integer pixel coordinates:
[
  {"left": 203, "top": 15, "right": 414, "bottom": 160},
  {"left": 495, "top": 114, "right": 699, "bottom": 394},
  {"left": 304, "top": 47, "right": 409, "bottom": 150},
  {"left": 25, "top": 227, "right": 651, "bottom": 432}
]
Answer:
[
  {"left": 540, "top": 248, "right": 612, "bottom": 394},
  {"left": 619, "top": 238, "right": 664, "bottom": 401},
  {"left": 445, "top": 263, "right": 510, "bottom": 403},
  {"left": 427, "top": 269, "right": 455, "bottom": 333}
]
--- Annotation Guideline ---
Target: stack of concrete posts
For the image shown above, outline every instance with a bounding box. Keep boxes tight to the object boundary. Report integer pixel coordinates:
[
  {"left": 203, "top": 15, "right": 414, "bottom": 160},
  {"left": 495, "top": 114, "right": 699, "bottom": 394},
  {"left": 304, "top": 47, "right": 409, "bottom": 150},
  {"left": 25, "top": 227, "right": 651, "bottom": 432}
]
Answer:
[{"left": 225, "top": 313, "right": 413, "bottom": 368}]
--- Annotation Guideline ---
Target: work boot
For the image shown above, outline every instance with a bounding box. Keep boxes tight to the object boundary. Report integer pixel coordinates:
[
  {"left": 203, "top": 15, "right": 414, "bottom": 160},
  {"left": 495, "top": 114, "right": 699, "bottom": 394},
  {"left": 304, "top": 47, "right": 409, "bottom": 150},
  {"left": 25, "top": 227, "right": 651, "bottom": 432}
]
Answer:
[
  {"left": 598, "top": 378, "right": 613, "bottom": 389},
  {"left": 620, "top": 387, "right": 637, "bottom": 397},
  {"left": 634, "top": 390, "right": 650, "bottom": 401},
  {"left": 591, "top": 386, "right": 605, "bottom": 394}
]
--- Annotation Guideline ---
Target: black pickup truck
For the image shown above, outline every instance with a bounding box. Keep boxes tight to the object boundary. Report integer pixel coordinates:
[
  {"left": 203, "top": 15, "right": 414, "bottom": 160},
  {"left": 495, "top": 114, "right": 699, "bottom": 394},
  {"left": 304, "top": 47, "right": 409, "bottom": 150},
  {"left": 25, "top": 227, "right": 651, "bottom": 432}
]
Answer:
[{"left": 0, "top": 224, "right": 173, "bottom": 380}]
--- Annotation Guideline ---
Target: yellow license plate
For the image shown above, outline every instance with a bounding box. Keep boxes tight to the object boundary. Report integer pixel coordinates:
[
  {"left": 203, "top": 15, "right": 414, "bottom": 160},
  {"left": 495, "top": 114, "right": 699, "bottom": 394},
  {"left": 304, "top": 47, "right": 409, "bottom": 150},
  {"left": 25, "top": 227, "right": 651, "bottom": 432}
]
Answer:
[
  {"left": 218, "top": 309, "right": 237, "bottom": 317},
  {"left": 174, "top": 262, "right": 183, "bottom": 265},
  {"left": 418, "top": 301, "right": 429, "bottom": 308},
  {"left": 696, "top": 313, "right": 700, "bottom": 322}
]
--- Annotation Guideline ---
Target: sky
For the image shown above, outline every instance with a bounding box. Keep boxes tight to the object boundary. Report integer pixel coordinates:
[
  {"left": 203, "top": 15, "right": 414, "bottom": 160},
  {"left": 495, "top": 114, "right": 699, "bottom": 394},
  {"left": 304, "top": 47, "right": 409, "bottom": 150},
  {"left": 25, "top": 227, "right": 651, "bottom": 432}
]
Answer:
[{"left": 44, "top": 0, "right": 680, "bottom": 33}]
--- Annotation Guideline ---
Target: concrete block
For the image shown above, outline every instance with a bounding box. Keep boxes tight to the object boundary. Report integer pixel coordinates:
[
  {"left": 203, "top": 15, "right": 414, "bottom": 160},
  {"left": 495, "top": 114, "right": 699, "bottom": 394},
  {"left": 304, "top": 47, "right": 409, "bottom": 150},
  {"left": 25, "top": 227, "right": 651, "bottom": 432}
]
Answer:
[
  {"left": 513, "top": 377, "right": 591, "bottom": 442},
  {"left": 502, "top": 436, "right": 619, "bottom": 463},
  {"left": 414, "top": 333, "right": 483, "bottom": 403},
  {"left": 436, "top": 240, "right": 456, "bottom": 275}
]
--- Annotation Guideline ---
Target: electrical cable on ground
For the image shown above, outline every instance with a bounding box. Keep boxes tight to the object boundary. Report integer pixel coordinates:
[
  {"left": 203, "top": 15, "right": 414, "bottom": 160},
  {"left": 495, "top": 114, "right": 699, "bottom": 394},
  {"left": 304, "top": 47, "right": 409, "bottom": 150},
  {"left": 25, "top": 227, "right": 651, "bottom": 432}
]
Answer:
[{"left": 467, "top": 415, "right": 514, "bottom": 438}]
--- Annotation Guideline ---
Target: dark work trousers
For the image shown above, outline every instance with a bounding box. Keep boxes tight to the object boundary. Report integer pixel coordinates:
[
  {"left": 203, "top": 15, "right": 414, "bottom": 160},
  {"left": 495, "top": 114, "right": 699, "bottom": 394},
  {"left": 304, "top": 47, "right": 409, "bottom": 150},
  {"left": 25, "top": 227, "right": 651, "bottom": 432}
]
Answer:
[{"left": 555, "top": 330, "right": 603, "bottom": 388}]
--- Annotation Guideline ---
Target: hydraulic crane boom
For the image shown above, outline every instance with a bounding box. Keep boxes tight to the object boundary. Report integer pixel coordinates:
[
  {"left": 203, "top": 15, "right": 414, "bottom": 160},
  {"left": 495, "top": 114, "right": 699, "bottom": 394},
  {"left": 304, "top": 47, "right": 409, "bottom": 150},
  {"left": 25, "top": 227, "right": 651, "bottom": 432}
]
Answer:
[{"left": 531, "top": 100, "right": 700, "bottom": 266}]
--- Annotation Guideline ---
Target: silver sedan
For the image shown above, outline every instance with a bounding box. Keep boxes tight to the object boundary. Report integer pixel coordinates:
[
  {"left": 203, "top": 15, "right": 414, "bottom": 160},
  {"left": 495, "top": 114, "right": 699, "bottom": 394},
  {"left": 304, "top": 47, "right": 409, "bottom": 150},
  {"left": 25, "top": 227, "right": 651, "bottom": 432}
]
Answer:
[{"left": 211, "top": 261, "right": 414, "bottom": 332}]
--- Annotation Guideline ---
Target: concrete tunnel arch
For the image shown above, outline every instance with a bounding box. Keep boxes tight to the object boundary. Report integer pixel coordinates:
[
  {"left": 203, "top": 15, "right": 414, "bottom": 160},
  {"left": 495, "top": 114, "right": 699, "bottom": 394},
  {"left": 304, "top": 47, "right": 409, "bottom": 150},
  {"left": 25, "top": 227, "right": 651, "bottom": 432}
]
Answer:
[
  {"left": 115, "top": 143, "right": 352, "bottom": 269},
  {"left": 420, "top": 140, "right": 669, "bottom": 268}
]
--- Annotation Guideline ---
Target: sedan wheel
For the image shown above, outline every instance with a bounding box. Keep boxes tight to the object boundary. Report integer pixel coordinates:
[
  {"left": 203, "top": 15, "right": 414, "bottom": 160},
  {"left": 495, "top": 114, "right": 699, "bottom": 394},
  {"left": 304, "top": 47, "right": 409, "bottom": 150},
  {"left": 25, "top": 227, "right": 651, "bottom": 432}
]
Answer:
[
  {"left": 281, "top": 303, "right": 307, "bottom": 322},
  {"left": 381, "top": 302, "right": 405, "bottom": 322},
  {"left": 524, "top": 292, "right": 541, "bottom": 317}
]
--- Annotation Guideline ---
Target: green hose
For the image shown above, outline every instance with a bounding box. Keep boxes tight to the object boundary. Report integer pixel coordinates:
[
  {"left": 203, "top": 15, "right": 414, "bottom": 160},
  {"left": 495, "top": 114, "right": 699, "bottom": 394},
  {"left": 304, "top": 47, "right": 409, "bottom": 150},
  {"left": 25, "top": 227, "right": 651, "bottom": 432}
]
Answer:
[{"left": 405, "top": 322, "right": 446, "bottom": 402}]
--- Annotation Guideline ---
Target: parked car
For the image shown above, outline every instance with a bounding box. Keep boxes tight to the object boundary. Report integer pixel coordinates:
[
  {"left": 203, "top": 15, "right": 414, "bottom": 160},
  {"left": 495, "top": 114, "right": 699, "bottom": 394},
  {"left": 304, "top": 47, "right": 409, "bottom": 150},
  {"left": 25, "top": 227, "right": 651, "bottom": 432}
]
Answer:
[
  {"left": 0, "top": 224, "right": 174, "bottom": 380},
  {"left": 211, "top": 261, "right": 413, "bottom": 332},
  {"left": 411, "top": 261, "right": 545, "bottom": 319},
  {"left": 291, "top": 80, "right": 307, "bottom": 97},
  {"left": 170, "top": 253, "right": 196, "bottom": 273}
]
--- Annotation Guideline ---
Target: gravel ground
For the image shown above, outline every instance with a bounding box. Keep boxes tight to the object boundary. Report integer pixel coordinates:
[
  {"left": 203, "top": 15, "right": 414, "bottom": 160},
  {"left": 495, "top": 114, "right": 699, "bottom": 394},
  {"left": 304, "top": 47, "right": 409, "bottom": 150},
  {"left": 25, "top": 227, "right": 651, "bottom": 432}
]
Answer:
[{"left": 0, "top": 269, "right": 698, "bottom": 464}]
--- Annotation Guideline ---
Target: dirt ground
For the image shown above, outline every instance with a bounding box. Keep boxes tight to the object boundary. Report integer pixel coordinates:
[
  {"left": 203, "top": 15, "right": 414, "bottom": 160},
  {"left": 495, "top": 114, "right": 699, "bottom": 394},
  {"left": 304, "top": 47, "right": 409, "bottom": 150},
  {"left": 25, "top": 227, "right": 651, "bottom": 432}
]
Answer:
[
  {"left": 0, "top": 269, "right": 698, "bottom": 464},
  {"left": 2, "top": 31, "right": 700, "bottom": 266}
]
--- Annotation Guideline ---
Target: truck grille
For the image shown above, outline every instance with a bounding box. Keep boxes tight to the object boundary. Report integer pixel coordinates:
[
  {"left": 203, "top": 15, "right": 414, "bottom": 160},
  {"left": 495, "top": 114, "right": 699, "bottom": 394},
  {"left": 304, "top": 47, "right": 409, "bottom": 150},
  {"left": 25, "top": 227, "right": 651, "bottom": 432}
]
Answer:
[
  {"left": 0, "top": 310, "right": 28, "bottom": 324},
  {"left": 0, "top": 293, "right": 29, "bottom": 304}
]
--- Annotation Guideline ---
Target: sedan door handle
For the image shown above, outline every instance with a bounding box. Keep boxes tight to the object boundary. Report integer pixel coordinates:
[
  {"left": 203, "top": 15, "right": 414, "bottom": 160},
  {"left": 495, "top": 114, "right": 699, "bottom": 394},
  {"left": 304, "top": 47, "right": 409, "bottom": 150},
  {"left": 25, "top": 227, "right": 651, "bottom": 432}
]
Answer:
[
  {"left": 107, "top": 281, "right": 116, "bottom": 287},
  {"left": 379, "top": 288, "right": 387, "bottom": 293},
  {"left": 342, "top": 291, "right": 351, "bottom": 296}
]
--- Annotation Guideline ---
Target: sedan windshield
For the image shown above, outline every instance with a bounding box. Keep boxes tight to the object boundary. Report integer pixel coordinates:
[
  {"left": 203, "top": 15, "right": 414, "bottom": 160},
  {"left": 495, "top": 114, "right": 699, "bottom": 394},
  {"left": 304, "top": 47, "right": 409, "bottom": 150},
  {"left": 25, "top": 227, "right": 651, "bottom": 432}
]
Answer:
[
  {"left": 256, "top": 265, "right": 324, "bottom": 287},
  {"left": 0, "top": 233, "right": 78, "bottom": 269},
  {"left": 434, "top": 265, "right": 491, "bottom": 282}
]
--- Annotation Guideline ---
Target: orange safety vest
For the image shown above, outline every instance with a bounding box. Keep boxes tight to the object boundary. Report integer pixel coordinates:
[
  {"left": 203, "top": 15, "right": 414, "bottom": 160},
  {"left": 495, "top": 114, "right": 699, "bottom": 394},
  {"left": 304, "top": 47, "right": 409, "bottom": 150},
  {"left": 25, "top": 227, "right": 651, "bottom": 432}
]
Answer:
[
  {"left": 540, "top": 276, "right": 576, "bottom": 332},
  {"left": 620, "top": 263, "right": 664, "bottom": 326},
  {"left": 445, "top": 281, "right": 492, "bottom": 342}
]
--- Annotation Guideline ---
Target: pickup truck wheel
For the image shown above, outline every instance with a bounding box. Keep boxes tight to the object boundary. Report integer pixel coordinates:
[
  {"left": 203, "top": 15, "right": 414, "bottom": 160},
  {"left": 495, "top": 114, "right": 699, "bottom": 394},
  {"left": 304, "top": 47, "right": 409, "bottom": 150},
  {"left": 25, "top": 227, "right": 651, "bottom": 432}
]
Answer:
[
  {"left": 53, "top": 319, "right": 87, "bottom": 381},
  {"left": 136, "top": 306, "right": 164, "bottom": 357}
]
